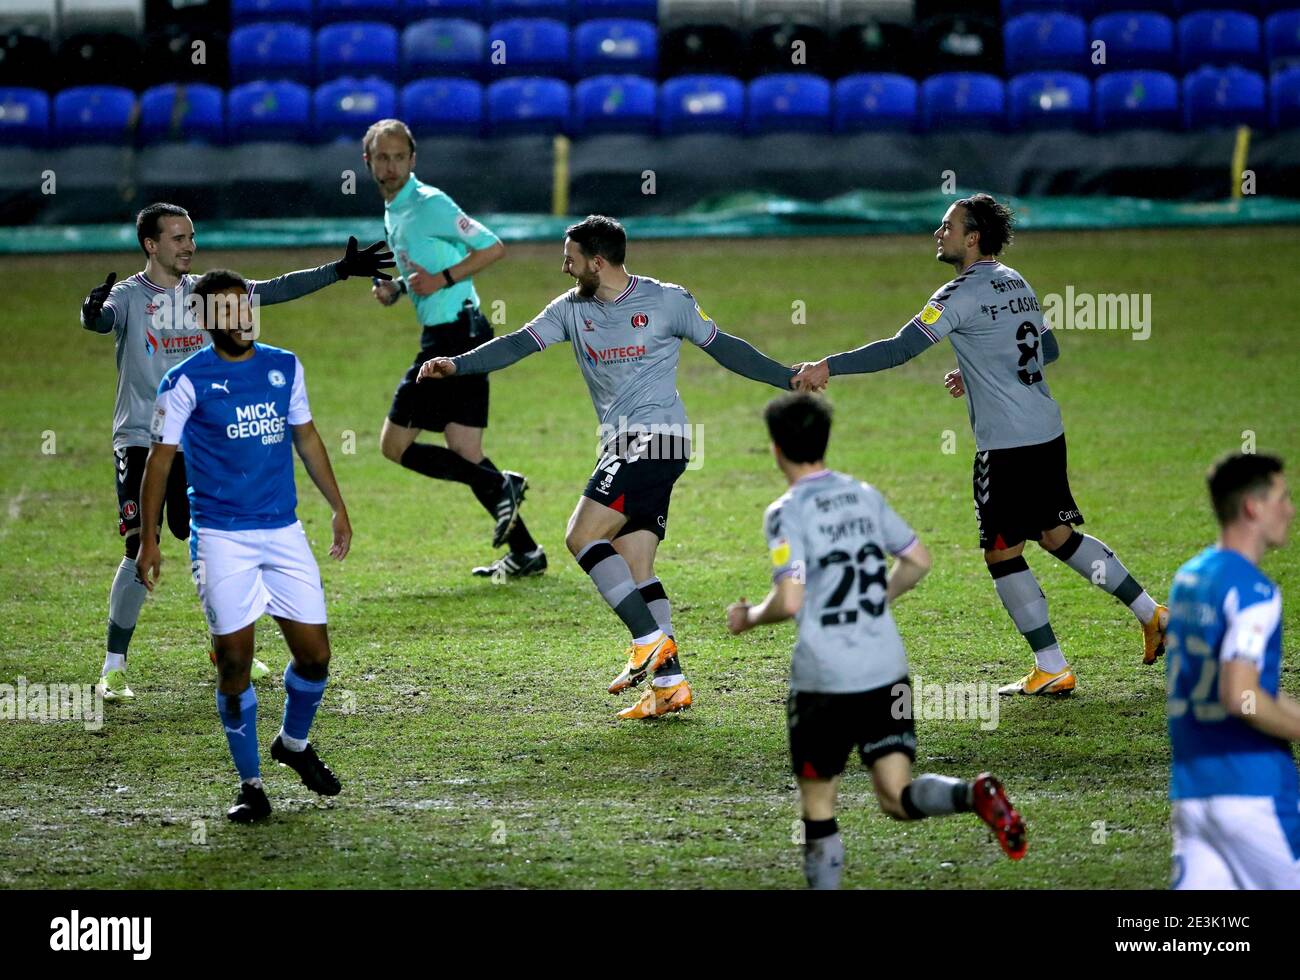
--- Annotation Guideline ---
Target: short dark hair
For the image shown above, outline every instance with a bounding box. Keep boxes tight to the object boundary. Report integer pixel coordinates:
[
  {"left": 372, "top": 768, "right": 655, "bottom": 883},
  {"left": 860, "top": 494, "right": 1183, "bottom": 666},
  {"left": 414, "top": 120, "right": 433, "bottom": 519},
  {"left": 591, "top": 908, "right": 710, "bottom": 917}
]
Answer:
[
  {"left": 136, "top": 202, "right": 190, "bottom": 256},
  {"left": 190, "top": 269, "right": 248, "bottom": 324},
  {"left": 954, "top": 193, "right": 1015, "bottom": 256},
  {"left": 765, "top": 392, "right": 832, "bottom": 464},
  {"left": 1207, "top": 453, "right": 1284, "bottom": 525},
  {"left": 565, "top": 214, "right": 626, "bottom": 265}
]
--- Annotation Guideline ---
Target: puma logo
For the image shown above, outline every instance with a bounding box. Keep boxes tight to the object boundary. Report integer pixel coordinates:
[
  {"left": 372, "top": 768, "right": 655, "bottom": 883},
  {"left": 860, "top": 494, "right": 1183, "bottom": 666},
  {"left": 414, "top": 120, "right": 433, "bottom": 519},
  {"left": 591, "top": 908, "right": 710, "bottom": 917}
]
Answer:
[
  {"left": 211, "top": 380, "right": 230, "bottom": 394},
  {"left": 223, "top": 723, "right": 247, "bottom": 737}
]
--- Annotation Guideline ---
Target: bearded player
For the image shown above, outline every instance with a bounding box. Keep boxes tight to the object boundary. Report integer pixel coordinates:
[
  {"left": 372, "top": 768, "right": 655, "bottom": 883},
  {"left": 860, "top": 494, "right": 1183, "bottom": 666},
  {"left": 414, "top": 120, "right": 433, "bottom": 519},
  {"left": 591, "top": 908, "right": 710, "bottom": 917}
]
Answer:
[
  {"left": 80, "top": 202, "right": 390, "bottom": 702},
  {"left": 793, "top": 194, "right": 1167, "bottom": 696},
  {"left": 418, "top": 215, "right": 797, "bottom": 719}
]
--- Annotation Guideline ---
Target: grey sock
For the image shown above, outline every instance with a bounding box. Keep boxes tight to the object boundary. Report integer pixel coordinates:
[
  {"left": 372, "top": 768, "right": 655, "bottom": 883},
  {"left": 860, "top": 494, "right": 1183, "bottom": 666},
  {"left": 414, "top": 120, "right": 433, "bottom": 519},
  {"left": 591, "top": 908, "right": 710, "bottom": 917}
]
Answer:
[
  {"left": 575, "top": 541, "right": 659, "bottom": 638},
  {"left": 638, "top": 577, "right": 682, "bottom": 677},
  {"left": 804, "top": 833, "right": 845, "bottom": 889},
  {"left": 989, "top": 556, "right": 1066, "bottom": 672},
  {"left": 900, "top": 774, "right": 971, "bottom": 818},
  {"left": 107, "top": 557, "right": 148, "bottom": 656},
  {"left": 1049, "top": 531, "right": 1156, "bottom": 622}
]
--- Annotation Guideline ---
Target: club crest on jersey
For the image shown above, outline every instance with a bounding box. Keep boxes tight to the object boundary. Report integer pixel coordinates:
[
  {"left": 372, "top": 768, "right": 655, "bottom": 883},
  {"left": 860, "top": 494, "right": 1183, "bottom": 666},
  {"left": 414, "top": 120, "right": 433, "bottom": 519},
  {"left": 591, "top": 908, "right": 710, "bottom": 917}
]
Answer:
[
  {"left": 267, "top": 369, "right": 286, "bottom": 388},
  {"left": 920, "top": 302, "right": 944, "bottom": 325},
  {"left": 631, "top": 312, "right": 648, "bottom": 328},
  {"left": 582, "top": 318, "right": 595, "bottom": 332},
  {"left": 145, "top": 300, "right": 161, "bottom": 316}
]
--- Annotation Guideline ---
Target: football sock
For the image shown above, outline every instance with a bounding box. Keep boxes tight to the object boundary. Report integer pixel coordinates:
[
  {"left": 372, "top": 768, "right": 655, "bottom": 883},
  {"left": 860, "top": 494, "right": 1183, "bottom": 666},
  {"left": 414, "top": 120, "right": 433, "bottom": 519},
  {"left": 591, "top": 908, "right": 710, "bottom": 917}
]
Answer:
[
  {"left": 900, "top": 775, "right": 972, "bottom": 819},
  {"left": 477, "top": 456, "right": 539, "bottom": 554},
  {"left": 803, "top": 818, "right": 844, "bottom": 890},
  {"left": 281, "top": 662, "right": 327, "bottom": 750},
  {"left": 103, "top": 653, "right": 125, "bottom": 674},
  {"left": 217, "top": 685, "right": 260, "bottom": 782},
  {"left": 638, "top": 577, "right": 683, "bottom": 680},
  {"left": 575, "top": 541, "right": 660, "bottom": 638},
  {"left": 1048, "top": 531, "right": 1158, "bottom": 623},
  {"left": 105, "top": 557, "right": 147, "bottom": 669},
  {"left": 988, "top": 556, "right": 1068, "bottom": 673}
]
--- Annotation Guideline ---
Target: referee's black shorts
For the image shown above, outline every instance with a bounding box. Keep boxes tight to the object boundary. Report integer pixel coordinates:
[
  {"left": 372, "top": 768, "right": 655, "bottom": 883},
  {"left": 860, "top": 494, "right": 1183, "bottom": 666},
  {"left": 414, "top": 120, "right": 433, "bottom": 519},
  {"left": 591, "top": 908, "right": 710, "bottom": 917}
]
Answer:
[{"left": 388, "top": 309, "right": 494, "bottom": 433}]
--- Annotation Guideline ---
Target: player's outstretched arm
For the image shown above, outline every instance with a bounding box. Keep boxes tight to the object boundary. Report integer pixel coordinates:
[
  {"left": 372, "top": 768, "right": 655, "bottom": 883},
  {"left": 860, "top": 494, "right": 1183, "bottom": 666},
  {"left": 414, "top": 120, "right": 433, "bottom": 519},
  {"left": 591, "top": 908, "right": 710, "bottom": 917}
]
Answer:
[
  {"left": 727, "top": 577, "right": 804, "bottom": 634},
  {"left": 250, "top": 237, "right": 395, "bottom": 306},
  {"left": 419, "top": 327, "right": 544, "bottom": 382},
  {"left": 1220, "top": 659, "right": 1300, "bottom": 742},
  {"left": 80, "top": 272, "right": 118, "bottom": 333},
  {"left": 292, "top": 421, "right": 352, "bottom": 561},
  {"left": 795, "top": 321, "right": 938, "bottom": 391},
  {"left": 699, "top": 330, "right": 796, "bottom": 389},
  {"left": 136, "top": 442, "right": 177, "bottom": 591},
  {"left": 885, "top": 539, "right": 932, "bottom": 604}
]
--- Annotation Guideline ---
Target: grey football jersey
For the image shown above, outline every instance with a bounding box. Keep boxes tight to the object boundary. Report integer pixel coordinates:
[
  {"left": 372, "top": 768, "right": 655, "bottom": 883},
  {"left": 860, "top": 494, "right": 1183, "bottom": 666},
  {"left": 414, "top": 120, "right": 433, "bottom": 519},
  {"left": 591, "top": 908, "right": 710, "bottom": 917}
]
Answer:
[
  {"left": 914, "top": 260, "right": 1064, "bottom": 451},
  {"left": 84, "top": 265, "right": 338, "bottom": 451},
  {"left": 521, "top": 275, "right": 717, "bottom": 435},
  {"left": 765, "top": 470, "right": 918, "bottom": 694}
]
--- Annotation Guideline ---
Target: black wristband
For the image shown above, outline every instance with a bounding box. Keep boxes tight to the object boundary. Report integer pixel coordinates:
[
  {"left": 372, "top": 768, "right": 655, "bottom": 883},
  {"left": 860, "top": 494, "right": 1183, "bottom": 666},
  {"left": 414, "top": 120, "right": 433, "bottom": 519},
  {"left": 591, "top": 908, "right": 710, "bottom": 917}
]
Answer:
[{"left": 441, "top": 268, "right": 455, "bottom": 288}]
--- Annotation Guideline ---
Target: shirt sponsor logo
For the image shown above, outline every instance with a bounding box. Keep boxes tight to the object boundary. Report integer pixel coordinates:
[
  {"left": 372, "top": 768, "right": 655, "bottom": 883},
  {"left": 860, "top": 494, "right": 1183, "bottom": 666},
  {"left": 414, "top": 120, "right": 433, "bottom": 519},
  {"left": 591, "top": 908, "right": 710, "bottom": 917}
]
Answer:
[
  {"left": 144, "top": 327, "right": 158, "bottom": 357},
  {"left": 920, "top": 301, "right": 944, "bottom": 325},
  {"left": 227, "top": 401, "right": 286, "bottom": 445},
  {"left": 583, "top": 342, "right": 646, "bottom": 367},
  {"left": 631, "top": 312, "right": 648, "bottom": 328}
]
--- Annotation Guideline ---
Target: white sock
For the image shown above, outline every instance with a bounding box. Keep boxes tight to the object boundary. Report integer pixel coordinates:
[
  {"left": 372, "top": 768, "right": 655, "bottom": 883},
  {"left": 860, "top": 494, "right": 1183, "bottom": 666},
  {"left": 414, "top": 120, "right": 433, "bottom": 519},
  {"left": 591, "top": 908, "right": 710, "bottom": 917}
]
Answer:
[
  {"left": 1034, "top": 645, "right": 1069, "bottom": 674},
  {"left": 277, "top": 729, "right": 307, "bottom": 752},
  {"left": 652, "top": 673, "right": 685, "bottom": 688},
  {"left": 242, "top": 777, "right": 263, "bottom": 789},
  {"left": 1131, "top": 592, "right": 1158, "bottom": 624},
  {"left": 102, "top": 653, "right": 125, "bottom": 675},
  {"left": 633, "top": 629, "right": 664, "bottom": 646}
]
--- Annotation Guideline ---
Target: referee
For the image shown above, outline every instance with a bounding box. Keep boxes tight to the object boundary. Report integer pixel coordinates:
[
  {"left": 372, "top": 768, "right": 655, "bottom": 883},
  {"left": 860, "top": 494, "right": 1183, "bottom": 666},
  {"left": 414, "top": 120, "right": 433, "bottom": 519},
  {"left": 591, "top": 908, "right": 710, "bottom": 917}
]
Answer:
[{"left": 364, "top": 118, "right": 543, "bottom": 578}]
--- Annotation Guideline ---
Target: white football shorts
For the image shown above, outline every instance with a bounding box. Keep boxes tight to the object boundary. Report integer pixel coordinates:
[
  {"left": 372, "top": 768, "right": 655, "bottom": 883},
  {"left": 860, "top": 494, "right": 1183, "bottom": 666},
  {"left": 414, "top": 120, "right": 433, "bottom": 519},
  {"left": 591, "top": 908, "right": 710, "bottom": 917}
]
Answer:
[
  {"left": 1172, "top": 795, "right": 1300, "bottom": 889},
  {"left": 188, "top": 521, "right": 327, "bottom": 635}
]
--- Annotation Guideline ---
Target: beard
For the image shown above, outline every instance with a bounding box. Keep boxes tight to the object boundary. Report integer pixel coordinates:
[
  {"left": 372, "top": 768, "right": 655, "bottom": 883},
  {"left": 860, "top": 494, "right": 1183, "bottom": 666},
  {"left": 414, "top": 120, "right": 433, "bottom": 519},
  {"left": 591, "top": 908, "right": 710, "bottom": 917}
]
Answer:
[
  {"left": 574, "top": 272, "right": 600, "bottom": 297},
  {"left": 209, "top": 328, "right": 254, "bottom": 356},
  {"left": 936, "top": 246, "right": 962, "bottom": 267}
]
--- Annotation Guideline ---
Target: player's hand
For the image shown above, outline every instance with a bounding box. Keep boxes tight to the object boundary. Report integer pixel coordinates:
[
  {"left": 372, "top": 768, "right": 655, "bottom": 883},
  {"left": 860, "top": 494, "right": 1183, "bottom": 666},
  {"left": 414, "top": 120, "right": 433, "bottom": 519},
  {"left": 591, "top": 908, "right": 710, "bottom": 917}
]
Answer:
[
  {"left": 330, "top": 508, "right": 352, "bottom": 560},
  {"left": 417, "top": 356, "right": 457, "bottom": 382},
  {"left": 401, "top": 252, "right": 443, "bottom": 297},
  {"left": 726, "top": 599, "right": 752, "bottom": 635},
  {"left": 792, "top": 360, "right": 830, "bottom": 393},
  {"left": 82, "top": 272, "right": 116, "bottom": 321},
  {"left": 137, "top": 537, "right": 162, "bottom": 592},
  {"left": 336, "top": 236, "right": 395, "bottom": 281},
  {"left": 944, "top": 368, "right": 965, "bottom": 398},
  {"left": 372, "top": 279, "right": 401, "bottom": 306}
]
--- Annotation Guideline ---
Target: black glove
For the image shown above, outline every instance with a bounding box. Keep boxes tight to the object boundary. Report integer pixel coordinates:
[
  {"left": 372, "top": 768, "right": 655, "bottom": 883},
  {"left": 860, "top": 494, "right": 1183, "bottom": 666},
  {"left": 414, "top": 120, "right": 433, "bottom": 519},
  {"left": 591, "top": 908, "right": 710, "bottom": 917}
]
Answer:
[
  {"left": 82, "top": 272, "right": 117, "bottom": 322},
  {"left": 336, "top": 236, "right": 395, "bottom": 281}
]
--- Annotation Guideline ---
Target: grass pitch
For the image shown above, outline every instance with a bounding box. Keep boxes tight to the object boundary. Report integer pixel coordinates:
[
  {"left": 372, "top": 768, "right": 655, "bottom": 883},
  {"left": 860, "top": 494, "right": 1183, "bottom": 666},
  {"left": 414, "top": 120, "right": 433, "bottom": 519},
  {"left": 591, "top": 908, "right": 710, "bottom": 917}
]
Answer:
[{"left": 0, "top": 228, "right": 1296, "bottom": 888}]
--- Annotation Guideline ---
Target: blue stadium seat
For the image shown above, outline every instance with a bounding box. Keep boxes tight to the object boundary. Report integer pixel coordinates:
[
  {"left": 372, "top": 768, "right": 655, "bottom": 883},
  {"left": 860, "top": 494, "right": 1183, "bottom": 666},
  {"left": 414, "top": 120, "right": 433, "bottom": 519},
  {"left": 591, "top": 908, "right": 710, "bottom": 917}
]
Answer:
[
  {"left": 317, "top": 0, "right": 401, "bottom": 24},
  {"left": 232, "top": 0, "right": 314, "bottom": 26},
  {"left": 317, "top": 22, "right": 399, "bottom": 81},
  {"left": 833, "top": 73, "right": 918, "bottom": 132},
  {"left": 574, "top": 0, "right": 657, "bottom": 22},
  {"left": 486, "top": 19, "right": 570, "bottom": 77},
  {"left": 1183, "top": 65, "right": 1266, "bottom": 126},
  {"left": 1266, "top": 12, "right": 1300, "bottom": 70},
  {"left": 0, "top": 87, "right": 49, "bottom": 146},
  {"left": 747, "top": 75, "right": 832, "bottom": 135},
  {"left": 573, "top": 19, "right": 656, "bottom": 77},
  {"left": 1271, "top": 65, "right": 1300, "bottom": 126},
  {"left": 572, "top": 75, "right": 656, "bottom": 135},
  {"left": 920, "top": 72, "right": 1006, "bottom": 130},
  {"left": 139, "top": 83, "right": 224, "bottom": 144},
  {"left": 1091, "top": 13, "right": 1176, "bottom": 72},
  {"left": 999, "top": 0, "right": 1077, "bottom": 18},
  {"left": 1004, "top": 14, "right": 1087, "bottom": 74},
  {"left": 1093, "top": 69, "right": 1180, "bottom": 127},
  {"left": 402, "top": 19, "right": 485, "bottom": 80},
  {"left": 1007, "top": 71, "right": 1091, "bottom": 129},
  {"left": 489, "top": 0, "right": 570, "bottom": 21},
  {"left": 227, "top": 80, "right": 312, "bottom": 141},
  {"left": 486, "top": 76, "right": 569, "bottom": 133},
  {"left": 53, "top": 86, "right": 135, "bottom": 145},
  {"left": 1179, "top": 11, "right": 1261, "bottom": 71},
  {"left": 313, "top": 77, "right": 396, "bottom": 140},
  {"left": 229, "top": 23, "right": 314, "bottom": 84},
  {"left": 402, "top": 0, "right": 487, "bottom": 22},
  {"left": 658, "top": 74, "right": 745, "bottom": 135},
  {"left": 400, "top": 77, "right": 484, "bottom": 135}
]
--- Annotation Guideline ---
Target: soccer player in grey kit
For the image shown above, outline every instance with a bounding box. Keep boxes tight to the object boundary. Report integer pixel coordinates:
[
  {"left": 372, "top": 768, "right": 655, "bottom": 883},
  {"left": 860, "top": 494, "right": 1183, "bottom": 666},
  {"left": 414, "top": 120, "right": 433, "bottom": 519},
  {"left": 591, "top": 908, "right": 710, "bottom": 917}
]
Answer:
[
  {"left": 80, "top": 202, "right": 392, "bottom": 702},
  {"left": 726, "top": 392, "right": 1025, "bottom": 888},
  {"left": 418, "top": 215, "right": 796, "bottom": 719},
  {"left": 793, "top": 194, "right": 1168, "bottom": 695}
]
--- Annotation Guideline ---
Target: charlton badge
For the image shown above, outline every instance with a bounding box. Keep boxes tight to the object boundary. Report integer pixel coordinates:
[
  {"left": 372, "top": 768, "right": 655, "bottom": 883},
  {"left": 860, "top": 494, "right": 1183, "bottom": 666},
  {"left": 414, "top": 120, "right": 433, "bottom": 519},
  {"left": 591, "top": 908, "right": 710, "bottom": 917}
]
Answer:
[
  {"left": 631, "top": 312, "right": 648, "bottom": 328},
  {"left": 122, "top": 500, "right": 138, "bottom": 520}
]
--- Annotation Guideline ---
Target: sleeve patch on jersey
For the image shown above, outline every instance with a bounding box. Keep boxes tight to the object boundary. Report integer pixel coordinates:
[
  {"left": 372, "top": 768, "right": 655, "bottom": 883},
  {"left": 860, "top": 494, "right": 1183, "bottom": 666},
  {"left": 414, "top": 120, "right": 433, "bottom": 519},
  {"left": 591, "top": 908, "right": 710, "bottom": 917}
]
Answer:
[
  {"left": 695, "top": 302, "right": 711, "bottom": 321},
  {"left": 150, "top": 405, "right": 166, "bottom": 436},
  {"left": 920, "top": 301, "right": 944, "bottom": 325},
  {"left": 770, "top": 540, "right": 791, "bottom": 567}
]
